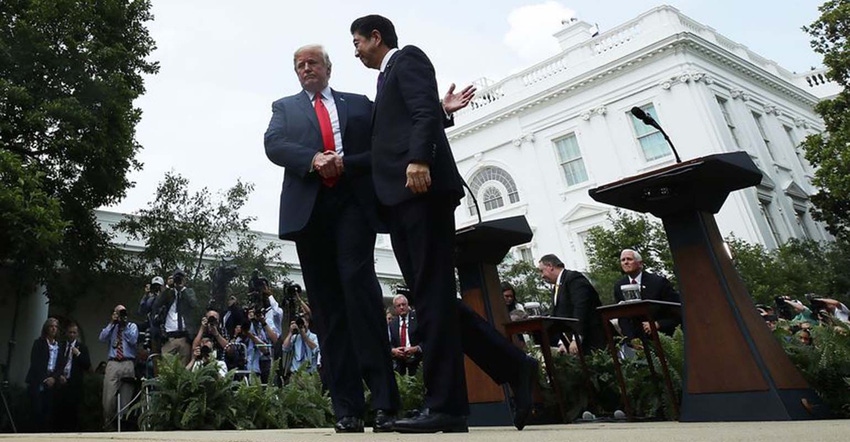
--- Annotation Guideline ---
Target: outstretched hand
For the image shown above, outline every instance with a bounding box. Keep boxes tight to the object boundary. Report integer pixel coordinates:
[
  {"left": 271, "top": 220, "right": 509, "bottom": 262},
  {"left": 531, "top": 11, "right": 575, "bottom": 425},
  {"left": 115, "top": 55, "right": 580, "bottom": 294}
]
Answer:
[{"left": 443, "top": 83, "right": 476, "bottom": 115}]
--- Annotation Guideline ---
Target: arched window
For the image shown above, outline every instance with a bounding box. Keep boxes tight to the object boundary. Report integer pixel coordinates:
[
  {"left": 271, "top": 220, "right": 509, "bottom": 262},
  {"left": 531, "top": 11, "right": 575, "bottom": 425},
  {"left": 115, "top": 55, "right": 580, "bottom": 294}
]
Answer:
[{"left": 466, "top": 166, "right": 520, "bottom": 216}]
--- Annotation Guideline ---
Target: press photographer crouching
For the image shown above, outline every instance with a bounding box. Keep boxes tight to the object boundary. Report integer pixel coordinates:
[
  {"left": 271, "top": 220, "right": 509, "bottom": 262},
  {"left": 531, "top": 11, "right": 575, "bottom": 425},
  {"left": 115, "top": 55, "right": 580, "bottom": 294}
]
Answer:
[
  {"left": 191, "top": 309, "right": 228, "bottom": 364},
  {"left": 97, "top": 305, "right": 138, "bottom": 430},
  {"left": 187, "top": 336, "right": 227, "bottom": 378},
  {"left": 281, "top": 314, "right": 319, "bottom": 374}
]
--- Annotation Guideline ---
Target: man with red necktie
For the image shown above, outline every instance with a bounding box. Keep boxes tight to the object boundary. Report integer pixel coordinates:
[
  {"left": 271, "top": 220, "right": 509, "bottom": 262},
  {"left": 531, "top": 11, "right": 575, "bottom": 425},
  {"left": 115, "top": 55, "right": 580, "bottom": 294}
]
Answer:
[{"left": 265, "top": 44, "right": 472, "bottom": 434}]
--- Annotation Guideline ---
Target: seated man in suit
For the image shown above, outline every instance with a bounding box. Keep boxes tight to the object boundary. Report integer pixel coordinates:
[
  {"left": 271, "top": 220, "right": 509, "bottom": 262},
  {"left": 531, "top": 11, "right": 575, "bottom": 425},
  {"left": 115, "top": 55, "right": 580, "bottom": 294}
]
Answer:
[
  {"left": 388, "top": 294, "right": 421, "bottom": 375},
  {"left": 537, "top": 254, "right": 606, "bottom": 355},
  {"left": 613, "top": 249, "right": 681, "bottom": 339}
]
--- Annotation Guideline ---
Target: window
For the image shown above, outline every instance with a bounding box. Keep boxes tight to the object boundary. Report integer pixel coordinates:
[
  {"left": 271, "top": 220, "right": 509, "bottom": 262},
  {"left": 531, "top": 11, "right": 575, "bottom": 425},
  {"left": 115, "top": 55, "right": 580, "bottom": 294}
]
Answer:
[
  {"left": 758, "top": 199, "right": 782, "bottom": 246},
  {"left": 553, "top": 133, "right": 588, "bottom": 186},
  {"left": 716, "top": 97, "right": 741, "bottom": 148},
  {"left": 794, "top": 209, "right": 812, "bottom": 240},
  {"left": 466, "top": 166, "right": 520, "bottom": 216},
  {"left": 752, "top": 112, "right": 775, "bottom": 161},
  {"left": 482, "top": 186, "right": 504, "bottom": 211},
  {"left": 629, "top": 104, "right": 670, "bottom": 161},
  {"left": 784, "top": 125, "right": 808, "bottom": 172},
  {"left": 517, "top": 247, "right": 534, "bottom": 263}
]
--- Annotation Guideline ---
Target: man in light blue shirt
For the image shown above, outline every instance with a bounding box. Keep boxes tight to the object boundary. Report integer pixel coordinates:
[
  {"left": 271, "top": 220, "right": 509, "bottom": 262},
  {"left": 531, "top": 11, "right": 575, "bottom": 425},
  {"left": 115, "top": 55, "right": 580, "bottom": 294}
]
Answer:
[
  {"left": 282, "top": 315, "right": 319, "bottom": 373},
  {"left": 98, "top": 304, "right": 138, "bottom": 429}
]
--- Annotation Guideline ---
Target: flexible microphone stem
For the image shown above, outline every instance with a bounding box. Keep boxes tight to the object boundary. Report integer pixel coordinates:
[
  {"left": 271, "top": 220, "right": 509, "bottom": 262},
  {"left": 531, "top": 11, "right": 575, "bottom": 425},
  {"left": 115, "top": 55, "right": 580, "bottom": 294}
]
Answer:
[
  {"left": 462, "top": 180, "right": 483, "bottom": 224},
  {"left": 630, "top": 107, "right": 682, "bottom": 163}
]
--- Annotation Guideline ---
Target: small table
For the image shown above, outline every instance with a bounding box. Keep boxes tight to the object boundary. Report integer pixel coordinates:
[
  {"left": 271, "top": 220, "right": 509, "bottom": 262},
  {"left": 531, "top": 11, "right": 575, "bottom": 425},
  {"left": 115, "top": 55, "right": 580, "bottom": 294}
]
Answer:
[
  {"left": 596, "top": 300, "right": 681, "bottom": 419},
  {"left": 503, "top": 316, "right": 590, "bottom": 422}
]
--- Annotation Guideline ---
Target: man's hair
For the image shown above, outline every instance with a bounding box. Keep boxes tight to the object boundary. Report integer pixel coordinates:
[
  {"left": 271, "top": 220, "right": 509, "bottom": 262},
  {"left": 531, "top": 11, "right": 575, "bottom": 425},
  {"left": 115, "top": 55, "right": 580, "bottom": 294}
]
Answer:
[
  {"left": 293, "top": 44, "right": 332, "bottom": 69},
  {"left": 393, "top": 294, "right": 408, "bottom": 304},
  {"left": 350, "top": 15, "right": 399, "bottom": 49},
  {"left": 538, "top": 254, "right": 564, "bottom": 268},
  {"left": 621, "top": 248, "right": 643, "bottom": 262}
]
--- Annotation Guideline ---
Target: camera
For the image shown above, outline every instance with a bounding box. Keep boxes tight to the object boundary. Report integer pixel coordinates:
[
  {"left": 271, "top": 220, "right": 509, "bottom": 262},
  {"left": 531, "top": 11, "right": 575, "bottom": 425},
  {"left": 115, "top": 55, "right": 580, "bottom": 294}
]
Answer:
[
  {"left": 295, "top": 314, "right": 305, "bottom": 329},
  {"left": 172, "top": 269, "right": 186, "bottom": 286},
  {"left": 200, "top": 345, "right": 211, "bottom": 360},
  {"left": 774, "top": 296, "right": 797, "bottom": 320},
  {"left": 118, "top": 309, "right": 128, "bottom": 321},
  {"left": 207, "top": 315, "right": 218, "bottom": 327}
]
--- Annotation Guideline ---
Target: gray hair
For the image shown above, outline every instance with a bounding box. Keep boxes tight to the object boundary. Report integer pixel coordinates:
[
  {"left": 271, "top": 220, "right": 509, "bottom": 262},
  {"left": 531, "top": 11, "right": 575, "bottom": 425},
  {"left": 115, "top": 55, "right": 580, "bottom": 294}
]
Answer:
[
  {"left": 393, "top": 294, "right": 408, "bottom": 304},
  {"left": 293, "top": 44, "right": 332, "bottom": 69},
  {"left": 621, "top": 248, "right": 643, "bottom": 262}
]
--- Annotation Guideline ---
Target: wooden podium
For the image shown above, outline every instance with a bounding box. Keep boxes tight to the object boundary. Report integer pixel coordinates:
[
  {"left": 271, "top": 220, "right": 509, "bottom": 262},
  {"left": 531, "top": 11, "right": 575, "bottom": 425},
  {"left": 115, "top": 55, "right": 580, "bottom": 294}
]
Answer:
[
  {"left": 589, "top": 152, "right": 826, "bottom": 421},
  {"left": 455, "top": 215, "right": 533, "bottom": 426}
]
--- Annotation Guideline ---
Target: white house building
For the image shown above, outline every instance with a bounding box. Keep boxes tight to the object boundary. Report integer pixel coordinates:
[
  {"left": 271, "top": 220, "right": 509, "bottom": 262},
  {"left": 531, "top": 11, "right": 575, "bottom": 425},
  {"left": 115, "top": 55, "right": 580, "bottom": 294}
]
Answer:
[{"left": 447, "top": 5, "right": 838, "bottom": 271}]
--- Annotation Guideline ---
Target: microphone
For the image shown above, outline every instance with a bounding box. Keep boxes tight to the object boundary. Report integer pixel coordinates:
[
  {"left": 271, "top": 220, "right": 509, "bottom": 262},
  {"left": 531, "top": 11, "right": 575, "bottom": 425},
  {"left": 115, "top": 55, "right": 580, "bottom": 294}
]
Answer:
[
  {"left": 462, "top": 180, "right": 483, "bottom": 224},
  {"left": 630, "top": 107, "right": 682, "bottom": 163}
]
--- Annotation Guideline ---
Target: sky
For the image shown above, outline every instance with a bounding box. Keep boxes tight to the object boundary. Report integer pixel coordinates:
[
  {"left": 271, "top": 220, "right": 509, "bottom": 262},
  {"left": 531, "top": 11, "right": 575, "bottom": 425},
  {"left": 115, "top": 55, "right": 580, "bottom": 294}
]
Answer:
[{"left": 106, "top": 0, "right": 826, "bottom": 234}]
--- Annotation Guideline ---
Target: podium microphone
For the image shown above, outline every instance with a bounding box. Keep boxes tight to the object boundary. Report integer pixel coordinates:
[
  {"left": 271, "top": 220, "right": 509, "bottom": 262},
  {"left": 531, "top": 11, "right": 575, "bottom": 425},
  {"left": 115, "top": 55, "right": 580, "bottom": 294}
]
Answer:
[
  {"left": 630, "top": 107, "right": 682, "bottom": 163},
  {"left": 462, "top": 180, "right": 483, "bottom": 224}
]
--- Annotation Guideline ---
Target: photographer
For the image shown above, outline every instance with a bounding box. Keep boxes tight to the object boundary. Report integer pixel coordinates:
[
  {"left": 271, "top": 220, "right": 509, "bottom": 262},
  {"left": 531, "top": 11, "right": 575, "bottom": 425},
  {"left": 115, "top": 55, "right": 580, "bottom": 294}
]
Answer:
[
  {"left": 138, "top": 276, "right": 164, "bottom": 352},
  {"left": 97, "top": 305, "right": 138, "bottom": 430},
  {"left": 224, "top": 320, "right": 250, "bottom": 372},
  {"left": 152, "top": 269, "right": 198, "bottom": 365},
  {"left": 806, "top": 295, "right": 850, "bottom": 324},
  {"left": 281, "top": 315, "right": 319, "bottom": 374},
  {"left": 191, "top": 310, "right": 228, "bottom": 359},
  {"left": 250, "top": 273, "right": 283, "bottom": 333},
  {"left": 186, "top": 336, "right": 227, "bottom": 378},
  {"left": 222, "top": 294, "right": 247, "bottom": 340},
  {"left": 776, "top": 296, "right": 816, "bottom": 323},
  {"left": 246, "top": 305, "right": 280, "bottom": 383}
]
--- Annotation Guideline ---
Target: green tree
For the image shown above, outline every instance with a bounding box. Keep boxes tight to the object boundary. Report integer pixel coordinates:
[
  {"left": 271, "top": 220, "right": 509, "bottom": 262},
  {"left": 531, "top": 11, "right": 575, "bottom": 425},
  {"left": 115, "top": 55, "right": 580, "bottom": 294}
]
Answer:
[
  {"left": 115, "top": 172, "right": 286, "bottom": 306},
  {"left": 802, "top": 0, "right": 850, "bottom": 241},
  {"left": 583, "top": 210, "right": 674, "bottom": 304},
  {"left": 0, "top": 0, "right": 159, "bottom": 310}
]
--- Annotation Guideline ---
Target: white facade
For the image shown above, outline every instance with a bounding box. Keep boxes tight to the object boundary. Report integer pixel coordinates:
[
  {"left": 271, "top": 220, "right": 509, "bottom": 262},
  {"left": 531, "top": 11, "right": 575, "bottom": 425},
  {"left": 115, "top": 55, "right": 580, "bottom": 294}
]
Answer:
[{"left": 447, "top": 5, "right": 836, "bottom": 271}]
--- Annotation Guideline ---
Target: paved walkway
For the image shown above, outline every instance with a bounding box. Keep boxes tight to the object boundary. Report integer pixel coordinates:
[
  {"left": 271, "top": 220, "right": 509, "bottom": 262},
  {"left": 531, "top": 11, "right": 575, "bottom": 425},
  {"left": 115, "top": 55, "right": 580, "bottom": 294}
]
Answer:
[{"left": 3, "top": 421, "right": 850, "bottom": 442}]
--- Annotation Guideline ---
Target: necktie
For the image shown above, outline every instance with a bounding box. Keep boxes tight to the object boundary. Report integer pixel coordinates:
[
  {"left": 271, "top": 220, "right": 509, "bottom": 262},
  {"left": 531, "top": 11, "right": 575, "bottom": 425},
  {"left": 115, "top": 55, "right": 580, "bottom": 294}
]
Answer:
[
  {"left": 631, "top": 278, "right": 638, "bottom": 285},
  {"left": 176, "top": 290, "right": 184, "bottom": 332},
  {"left": 115, "top": 326, "right": 124, "bottom": 361},
  {"left": 377, "top": 71, "right": 385, "bottom": 95},
  {"left": 314, "top": 93, "right": 338, "bottom": 187},
  {"left": 400, "top": 316, "right": 407, "bottom": 347}
]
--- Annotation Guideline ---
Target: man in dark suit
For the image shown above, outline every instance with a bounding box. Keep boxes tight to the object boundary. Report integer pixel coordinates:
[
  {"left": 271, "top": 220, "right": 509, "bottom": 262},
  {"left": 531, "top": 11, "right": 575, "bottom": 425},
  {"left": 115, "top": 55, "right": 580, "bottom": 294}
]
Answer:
[
  {"left": 537, "top": 254, "right": 606, "bottom": 355},
  {"left": 264, "top": 44, "right": 399, "bottom": 434},
  {"left": 350, "top": 15, "right": 538, "bottom": 433},
  {"left": 388, "top": 294, "right": 421, "bottom": 375},
  {"left": 55, "top": 322, "right": 91, "bottom": 432},
  {"left": 613, "top": 249, "right": 681, "bottom": 339}
]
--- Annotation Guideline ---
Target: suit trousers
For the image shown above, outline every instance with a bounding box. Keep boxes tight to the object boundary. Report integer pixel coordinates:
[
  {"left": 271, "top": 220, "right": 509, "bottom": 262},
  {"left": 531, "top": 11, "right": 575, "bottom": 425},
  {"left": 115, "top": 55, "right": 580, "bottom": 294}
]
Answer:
[
  {"left": 102, "top": 360, "right": 135, "bottom": 426},
  {"left": 295, "top": 182, "right": 400, "bottom": 419},
  {"left": 386, "top": 193, "right": 469, "bottom": 416}
]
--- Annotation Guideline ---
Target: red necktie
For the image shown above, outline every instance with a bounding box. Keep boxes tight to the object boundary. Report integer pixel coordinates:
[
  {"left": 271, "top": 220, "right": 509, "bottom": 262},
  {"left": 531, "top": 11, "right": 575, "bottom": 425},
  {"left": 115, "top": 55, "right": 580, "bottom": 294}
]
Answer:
[
  {"left": 400, "top": 316, "right": 407, "bottom": 347},
  {"left": 314, "top": 93, "right": 338, "bottom": 187},
  {"left": 631, "top": 279, "right": 638, "bottom": 285}
]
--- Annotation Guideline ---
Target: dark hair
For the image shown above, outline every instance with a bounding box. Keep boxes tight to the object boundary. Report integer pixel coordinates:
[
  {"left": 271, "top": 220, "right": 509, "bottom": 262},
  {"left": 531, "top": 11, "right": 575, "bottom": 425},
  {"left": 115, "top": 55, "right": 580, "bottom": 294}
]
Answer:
[
  {"left": 538, "top": 254, "right": 564, "bottom": 268},
  {"left": 500, "top": 281, "right": 516, "bottom": 295},
  {"left": 350, "top": 14, "right": 399, "bottom": 49}
]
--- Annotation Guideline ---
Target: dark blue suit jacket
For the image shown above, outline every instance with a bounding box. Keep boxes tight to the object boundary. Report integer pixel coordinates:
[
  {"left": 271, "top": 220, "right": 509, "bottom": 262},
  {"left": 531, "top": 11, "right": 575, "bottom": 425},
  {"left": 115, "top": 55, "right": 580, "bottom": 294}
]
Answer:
[
  {"left": 370, "top": 46, "right": 464, "bottom": 207},
  {"left": 264, "top": 89, "right": 381, "bottom": 239},
  {"left": 613, "top": 271, "right": 681, "bottom": 338}
]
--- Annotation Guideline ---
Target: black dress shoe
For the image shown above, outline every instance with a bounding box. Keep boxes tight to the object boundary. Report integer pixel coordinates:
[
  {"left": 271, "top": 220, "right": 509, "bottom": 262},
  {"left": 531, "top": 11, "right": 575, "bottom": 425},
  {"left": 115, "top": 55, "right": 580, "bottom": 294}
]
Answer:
[
  {"left": 393, "top": 411, "right": 468, "bottom": 433},
  {"left": 510, "top": 356, "right": 539, "bottom": 430},
  {"left": 334, "top": 416, "right": 364, "bottom": 433},
  {"left": 373, "top": 410, "right": 396, "bottom": 433}
]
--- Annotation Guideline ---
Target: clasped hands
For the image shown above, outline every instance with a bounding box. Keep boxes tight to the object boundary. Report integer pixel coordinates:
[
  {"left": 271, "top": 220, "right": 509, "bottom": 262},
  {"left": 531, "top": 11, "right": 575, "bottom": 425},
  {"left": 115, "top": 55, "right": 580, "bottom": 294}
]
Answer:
[
  {"left": 313, "top": 151, "right": 344, "bottom": 178},
  {"left": 391, "top": 345, "right": 420, "bottom": 360}
]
